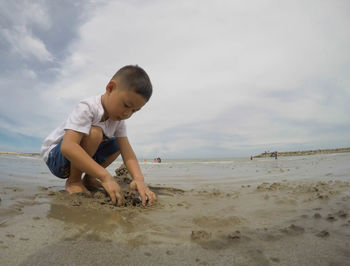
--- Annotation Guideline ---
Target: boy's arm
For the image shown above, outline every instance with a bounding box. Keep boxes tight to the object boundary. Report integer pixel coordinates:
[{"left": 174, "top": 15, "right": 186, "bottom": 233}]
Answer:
[
  {"left": 61, "top": 130, "right": 123, "bottom": 206},
  {"left": 117, "top": 137, "right": 157, "bottom": 206}
]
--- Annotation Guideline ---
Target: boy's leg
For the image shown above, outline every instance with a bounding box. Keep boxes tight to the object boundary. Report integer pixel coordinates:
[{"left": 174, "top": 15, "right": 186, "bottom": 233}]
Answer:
[
  {"left": 82, "top": 151, "right": 120, "bottom": 190},
  {"left": 101, "top": 152, "right": 120, "bottom": 168},
  {"left": 66, "top": 164, "right": 92, "bottom": 195},
  {"left": 65, "top": 126, "right": 103, "bottom": 194}
]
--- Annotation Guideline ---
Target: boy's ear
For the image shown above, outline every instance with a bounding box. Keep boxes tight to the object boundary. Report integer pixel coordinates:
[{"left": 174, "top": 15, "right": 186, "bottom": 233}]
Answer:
[{"left": 106, "top": 80, "right": 117, "bottom": 93}]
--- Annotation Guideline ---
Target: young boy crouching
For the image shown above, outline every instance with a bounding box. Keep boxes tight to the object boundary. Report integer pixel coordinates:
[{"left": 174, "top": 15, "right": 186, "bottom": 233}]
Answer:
[{"left": 41, "top": 65, "right": 156, "bottom": 207}]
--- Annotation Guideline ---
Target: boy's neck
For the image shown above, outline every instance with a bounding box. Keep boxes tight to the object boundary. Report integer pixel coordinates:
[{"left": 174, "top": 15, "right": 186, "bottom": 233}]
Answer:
[{"left": 100, "top": 94, "right": 109, "bottom": 122}]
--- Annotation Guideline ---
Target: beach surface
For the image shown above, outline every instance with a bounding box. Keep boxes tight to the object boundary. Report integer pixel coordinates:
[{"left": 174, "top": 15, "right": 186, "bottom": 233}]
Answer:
[{"left": 1, "top": 153, "right": 350, "bottom": 265}]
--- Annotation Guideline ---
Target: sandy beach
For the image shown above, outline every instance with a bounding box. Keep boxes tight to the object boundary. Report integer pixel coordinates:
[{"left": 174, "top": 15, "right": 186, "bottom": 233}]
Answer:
[{"left": 1, "top": 153, "right": 350, "bottom": 265}]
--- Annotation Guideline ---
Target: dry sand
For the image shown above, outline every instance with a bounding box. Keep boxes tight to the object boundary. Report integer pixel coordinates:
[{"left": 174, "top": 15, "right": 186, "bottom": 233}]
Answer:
[{"left": 1, "top": 156, "right": 350, "bottom": 265}]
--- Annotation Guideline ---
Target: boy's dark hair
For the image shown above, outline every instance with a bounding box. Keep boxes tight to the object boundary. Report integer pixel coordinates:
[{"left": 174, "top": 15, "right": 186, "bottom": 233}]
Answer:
[{"left": 112, "top": 65, "right": 153, "bottom": 101}]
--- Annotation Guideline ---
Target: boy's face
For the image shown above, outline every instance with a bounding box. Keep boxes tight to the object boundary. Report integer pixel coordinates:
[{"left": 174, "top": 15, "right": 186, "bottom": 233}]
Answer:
[{"left": 103, "top": 81, "right": 147, "bottom": 121}]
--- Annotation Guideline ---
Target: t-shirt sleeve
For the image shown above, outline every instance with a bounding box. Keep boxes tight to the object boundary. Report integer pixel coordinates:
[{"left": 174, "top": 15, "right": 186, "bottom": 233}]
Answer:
[
  {"left": 64, "top": 101, "right": 93, "bottom": 135},
  {"left": 115, "top": 120, "right": 127, "bottom": 138}
]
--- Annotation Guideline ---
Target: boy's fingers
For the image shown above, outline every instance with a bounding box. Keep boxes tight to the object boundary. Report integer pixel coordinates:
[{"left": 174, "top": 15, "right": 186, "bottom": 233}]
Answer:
[
  {"left": 151, "top": 192, "right": 157, "bottom": 204},
  {"left": 147, "top": 191, "right": 156, "bottom": 206},
  {"left": 130, "top": 181, "right": 136, "bottom": 194},
  {"left": 116, "top": 192, "right": 123, "bottom": 207},
  {"left": 109, "top": 192, "right": 116, "bottom": 205},
  {"left": 148, "top": 196, "right": 153, "bottom": 206},
  {"left": 139, "top": 192, "right": 147, "bottom": 206},
  {"left": 145, "top": 191, "right": 152, "bottom": 205}
]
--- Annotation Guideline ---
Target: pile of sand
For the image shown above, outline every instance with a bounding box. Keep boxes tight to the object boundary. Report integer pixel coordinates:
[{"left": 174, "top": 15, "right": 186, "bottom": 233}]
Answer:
[{"left": 114, "top": 164, "right": 132, "bottom": 184}]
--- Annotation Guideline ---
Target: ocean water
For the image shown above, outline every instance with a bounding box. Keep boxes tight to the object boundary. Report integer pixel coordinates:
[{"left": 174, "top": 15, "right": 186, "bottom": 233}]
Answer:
[{"left": 0, "top": 153, "right": 350, "bottom": 189}]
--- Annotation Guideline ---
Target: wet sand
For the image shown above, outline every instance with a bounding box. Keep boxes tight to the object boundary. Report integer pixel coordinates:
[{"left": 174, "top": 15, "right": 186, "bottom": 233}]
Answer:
[{"left": 1, "top": 154, "right": 350, "bottom": 265}]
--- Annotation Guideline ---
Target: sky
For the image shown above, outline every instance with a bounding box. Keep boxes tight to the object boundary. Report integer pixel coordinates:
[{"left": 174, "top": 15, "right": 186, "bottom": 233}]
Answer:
[{"left": 0, "top": 0, "right": 349, "bottom": 158}]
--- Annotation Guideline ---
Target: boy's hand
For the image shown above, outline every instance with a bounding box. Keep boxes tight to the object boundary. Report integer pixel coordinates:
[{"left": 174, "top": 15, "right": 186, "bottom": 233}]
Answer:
[
  {"left": 100, "top": 175, "right": 123, "bottom": 206},
  {"left": 130, "top": 180, "right": 157, "bottom": 206}
]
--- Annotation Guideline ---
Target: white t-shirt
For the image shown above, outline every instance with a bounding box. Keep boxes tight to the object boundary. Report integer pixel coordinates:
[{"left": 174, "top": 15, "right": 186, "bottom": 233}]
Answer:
[{"left": 41, "top": 95, "right": 127, "bottom": 162}]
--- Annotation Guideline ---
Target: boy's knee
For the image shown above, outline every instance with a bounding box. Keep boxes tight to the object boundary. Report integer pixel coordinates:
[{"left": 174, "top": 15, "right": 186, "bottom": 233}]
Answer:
[
  {"left": 79, "top": 126, "right": 104, "bottom": 155},
  {"left": 87, "top": 126, "right": 103, "bottom": 142}
]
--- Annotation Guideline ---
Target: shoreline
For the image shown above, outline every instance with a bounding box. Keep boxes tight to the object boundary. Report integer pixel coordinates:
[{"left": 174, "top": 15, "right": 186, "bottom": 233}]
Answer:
[
  {"left": 0, "top": 151, "right": 40, "bottom": 156},
  {"left": 2, "top": 147, "right": 350, "bottom": 160},
  {"left": 254, "top": 147, "right": 350, "bottom": 158}
]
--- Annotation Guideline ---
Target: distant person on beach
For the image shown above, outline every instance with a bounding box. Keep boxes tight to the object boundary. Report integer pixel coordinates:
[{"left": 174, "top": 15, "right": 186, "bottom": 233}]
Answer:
[
  {"left": 153, "top": 157, "right": 161, "bottom": 163},
  {"left": 41, "top": 65, "right": 156, "bottom": 207}
]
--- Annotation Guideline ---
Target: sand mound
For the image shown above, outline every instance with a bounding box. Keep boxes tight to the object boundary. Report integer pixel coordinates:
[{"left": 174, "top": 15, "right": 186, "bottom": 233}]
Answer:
[{"left": 114, "top": 164, "right": 132, "bottom": 185}]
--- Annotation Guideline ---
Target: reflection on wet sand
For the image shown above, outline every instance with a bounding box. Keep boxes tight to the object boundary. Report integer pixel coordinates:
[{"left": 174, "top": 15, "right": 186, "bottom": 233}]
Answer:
[{"left": 47, "top": 203, "right": 135, "bottom": 233}]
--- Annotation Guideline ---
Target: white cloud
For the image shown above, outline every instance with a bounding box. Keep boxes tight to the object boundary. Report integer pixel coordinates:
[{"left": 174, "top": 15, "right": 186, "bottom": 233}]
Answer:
[
  {"left": 0, "top": 0, "right": 53, "bottom": 62},
  {"left": 1, "top": 26, "right": 53, "bottom": 62}
]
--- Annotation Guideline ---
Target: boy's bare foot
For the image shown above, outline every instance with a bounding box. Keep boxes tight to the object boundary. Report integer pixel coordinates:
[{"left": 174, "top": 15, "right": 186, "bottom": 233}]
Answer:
[
  {"left": 65, "top": 179, "right": 92, "bottom": 195},
  {"left": 82, "top": 174, "right": 103, "bottom": 191}
]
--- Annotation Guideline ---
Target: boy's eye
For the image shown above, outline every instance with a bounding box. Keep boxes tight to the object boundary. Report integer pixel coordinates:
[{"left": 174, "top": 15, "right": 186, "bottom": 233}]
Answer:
[{"left": 124, "top": 103, "right": 130, "bottom": 108}]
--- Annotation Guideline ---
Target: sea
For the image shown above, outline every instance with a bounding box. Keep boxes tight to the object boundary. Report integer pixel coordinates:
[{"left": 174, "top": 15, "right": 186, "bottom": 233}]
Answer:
[{"left": 1, "top": 153, "right": 350, "bottom": 190}]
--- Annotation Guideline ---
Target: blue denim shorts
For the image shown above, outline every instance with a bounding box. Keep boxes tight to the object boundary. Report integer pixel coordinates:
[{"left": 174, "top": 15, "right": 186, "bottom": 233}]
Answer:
[{"left": 46, "top": 137, "right": 119, "bottom": 179}]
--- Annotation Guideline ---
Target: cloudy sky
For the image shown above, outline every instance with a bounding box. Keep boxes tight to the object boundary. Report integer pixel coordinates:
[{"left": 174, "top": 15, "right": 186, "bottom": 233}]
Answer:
[{"left": 0, "top": 0, "right": 349, "bottom": 158}]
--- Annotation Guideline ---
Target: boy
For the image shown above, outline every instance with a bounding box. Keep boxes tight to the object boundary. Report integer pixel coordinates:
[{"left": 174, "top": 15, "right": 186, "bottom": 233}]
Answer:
[{"left": 41, "top": 65, "right": 156, "bottom": 207}]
